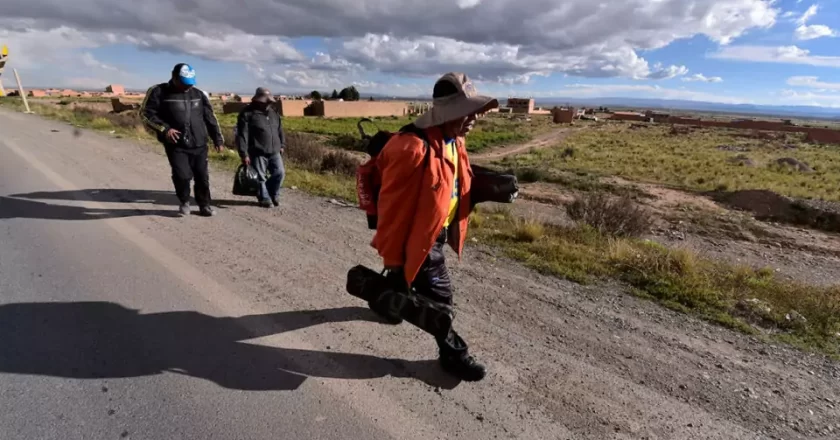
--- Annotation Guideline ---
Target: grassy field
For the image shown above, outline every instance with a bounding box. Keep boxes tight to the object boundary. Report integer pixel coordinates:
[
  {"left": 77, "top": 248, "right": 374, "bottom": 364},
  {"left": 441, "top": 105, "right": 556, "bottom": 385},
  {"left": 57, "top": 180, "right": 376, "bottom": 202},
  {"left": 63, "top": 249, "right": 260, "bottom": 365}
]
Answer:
[
  {"left": 498, "top": 123, "right": 840, "bottom": 201},
  {"left": 471, "top": 204, "right": 840, "bottom": 357},
  {"left": 219, "top": 111, "right": 553, "bottom": 153},
  {"left": 3, "top": 96, "right": 838, "bottom": 356}
]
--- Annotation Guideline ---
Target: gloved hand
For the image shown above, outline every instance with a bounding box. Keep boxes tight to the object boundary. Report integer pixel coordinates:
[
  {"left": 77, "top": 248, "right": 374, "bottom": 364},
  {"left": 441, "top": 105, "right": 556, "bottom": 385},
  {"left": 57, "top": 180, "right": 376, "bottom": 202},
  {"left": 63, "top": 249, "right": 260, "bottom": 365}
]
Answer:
[{"left": 383, "top": 266, "right": 410, "bottom": 293}]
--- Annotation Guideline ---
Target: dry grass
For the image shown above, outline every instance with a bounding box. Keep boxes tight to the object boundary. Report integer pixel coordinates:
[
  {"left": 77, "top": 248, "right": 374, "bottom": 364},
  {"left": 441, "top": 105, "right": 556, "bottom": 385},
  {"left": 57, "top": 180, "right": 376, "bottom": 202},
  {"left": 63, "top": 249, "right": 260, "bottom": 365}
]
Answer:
[
  {"left": 566, "top": 192, "right": 654, "bottom": 237},
  {"left": 217, "top": 113, "right": 556, "bottom": 153},
  {"left": 283, "top": 132, "right": 361, "bottom": 176},
  {"left": 500, "top": 123, "right": 840, "bottom": 201},
  {"left": 471, "top": 206, "right": 840, "bottom": 356}
]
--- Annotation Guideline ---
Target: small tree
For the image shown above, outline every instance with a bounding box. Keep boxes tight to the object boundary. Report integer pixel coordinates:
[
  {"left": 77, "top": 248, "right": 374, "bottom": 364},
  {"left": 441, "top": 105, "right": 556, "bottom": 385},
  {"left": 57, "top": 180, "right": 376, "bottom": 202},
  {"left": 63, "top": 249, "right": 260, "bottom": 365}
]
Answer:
[
  {"left": 339, "top": 87, "right": 352, "bottom": 101},
  {"left": 331, "top": 89, "right": 339, "bottom": 100},
  {"left": 309, "top": 90, "right": 322, "bottom": 100},
  {"left": 339, "top": 85, "right": 361, "bottom": 101}
]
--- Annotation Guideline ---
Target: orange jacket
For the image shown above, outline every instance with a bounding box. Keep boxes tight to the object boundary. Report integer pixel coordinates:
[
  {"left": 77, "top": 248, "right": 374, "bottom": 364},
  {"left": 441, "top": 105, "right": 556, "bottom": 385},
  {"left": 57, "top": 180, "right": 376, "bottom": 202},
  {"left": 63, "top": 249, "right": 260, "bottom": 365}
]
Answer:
[{"left": 371, "top": 126, "right": 474, "bottom": 284}]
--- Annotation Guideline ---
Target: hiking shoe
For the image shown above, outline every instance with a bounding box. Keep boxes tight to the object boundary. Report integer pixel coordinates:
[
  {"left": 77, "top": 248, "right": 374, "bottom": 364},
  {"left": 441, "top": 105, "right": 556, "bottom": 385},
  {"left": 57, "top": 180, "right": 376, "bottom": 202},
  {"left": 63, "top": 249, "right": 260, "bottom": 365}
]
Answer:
[
  {"left": 178, "top": 202, "right": 190, "bottom": 217},
  {"left": 368, "top": 301, "right": 403, "bottom": 325},
  {"left": 198, "top": 205, "right": 216, "bottom": 217},
  {"left": 271, "top": 197, "right": 280, "bottom": 207},
  {"left": 440, "top": 354, "right": 486, "bottom": 382},
  {"left": 258, "top": 199, "right": 273, "bottom": 208}
]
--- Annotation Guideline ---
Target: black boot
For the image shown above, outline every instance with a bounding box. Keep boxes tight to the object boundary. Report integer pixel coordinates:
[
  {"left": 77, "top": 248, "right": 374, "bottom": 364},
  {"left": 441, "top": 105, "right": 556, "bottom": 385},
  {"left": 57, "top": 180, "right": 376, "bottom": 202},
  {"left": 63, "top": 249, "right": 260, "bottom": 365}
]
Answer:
[
  {"left": 438, "top": 330, "right": 486, "bottom": 381},
  {"left": 198, "top": 205, "right": 216, "bottom": 217},
  {"left": 440, "top": 353, "right": 486, "bottom": 382}
]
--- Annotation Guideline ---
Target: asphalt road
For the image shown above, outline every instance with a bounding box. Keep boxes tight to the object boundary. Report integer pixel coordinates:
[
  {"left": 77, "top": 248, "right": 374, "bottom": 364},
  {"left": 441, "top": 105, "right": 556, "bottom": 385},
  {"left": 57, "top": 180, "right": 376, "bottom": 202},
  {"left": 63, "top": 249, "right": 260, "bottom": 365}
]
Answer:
[{"left": 0, "top": 111, "right": 448, "bottom": 440}]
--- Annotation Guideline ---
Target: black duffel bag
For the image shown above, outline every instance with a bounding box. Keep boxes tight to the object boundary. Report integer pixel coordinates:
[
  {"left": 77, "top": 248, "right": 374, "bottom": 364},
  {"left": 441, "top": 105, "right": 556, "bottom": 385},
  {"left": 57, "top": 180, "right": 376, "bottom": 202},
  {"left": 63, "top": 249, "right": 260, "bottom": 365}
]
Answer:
[{"left": 232, "top": 164, "right": 260, "bottom": 197}]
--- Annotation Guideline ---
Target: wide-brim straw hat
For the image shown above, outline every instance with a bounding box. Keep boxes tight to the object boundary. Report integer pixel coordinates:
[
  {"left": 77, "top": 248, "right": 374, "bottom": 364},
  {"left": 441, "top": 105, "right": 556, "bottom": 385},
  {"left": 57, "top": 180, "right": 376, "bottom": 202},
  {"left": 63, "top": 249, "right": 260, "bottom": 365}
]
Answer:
[{"left": 414, "top": 72, "right": 499, "bottom": 129}]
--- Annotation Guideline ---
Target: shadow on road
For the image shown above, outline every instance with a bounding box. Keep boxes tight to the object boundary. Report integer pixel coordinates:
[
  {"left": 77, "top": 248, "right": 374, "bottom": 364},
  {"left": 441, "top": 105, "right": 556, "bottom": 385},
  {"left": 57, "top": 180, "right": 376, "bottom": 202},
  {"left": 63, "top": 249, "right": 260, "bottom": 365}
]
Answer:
[
  {"left": 10, "top": 189, "right": 255, "bottom": 208},
  {"left": 0, "top": 196, "right": 179, "bottom": 220},
  {"left": 0, "top": 302, "right": 461, "bottom": 391},
  {"left": 1, "top": 189, "right": 258, "bottom": 220}
]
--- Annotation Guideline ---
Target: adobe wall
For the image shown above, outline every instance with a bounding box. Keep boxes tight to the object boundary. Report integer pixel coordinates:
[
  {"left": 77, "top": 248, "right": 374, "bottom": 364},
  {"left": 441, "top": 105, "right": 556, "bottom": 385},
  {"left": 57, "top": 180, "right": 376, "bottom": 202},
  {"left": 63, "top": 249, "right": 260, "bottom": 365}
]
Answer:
[
  {"left": 552, "top": 108, "right": 575, "bottom": 124},
  {"left": 277, "top": 100, "right": 310, "bottom": 117},
  {"left": 667, "top": 117, "right": 702, "bottom": 125},
  {"left": 697, "top": 120, "right": 731, "bottom": 128},
  {"left": 223, "top": 102, "right": 248, "bottom": 114},
  {"left": 312, "top": 101, "right": 409, "bottom": 118},
  {"left": 610, "top": 113, "right": 647, "bottom": 122},
  {"left": 806, "top": 128, "right": 840, "bottom": 144}
]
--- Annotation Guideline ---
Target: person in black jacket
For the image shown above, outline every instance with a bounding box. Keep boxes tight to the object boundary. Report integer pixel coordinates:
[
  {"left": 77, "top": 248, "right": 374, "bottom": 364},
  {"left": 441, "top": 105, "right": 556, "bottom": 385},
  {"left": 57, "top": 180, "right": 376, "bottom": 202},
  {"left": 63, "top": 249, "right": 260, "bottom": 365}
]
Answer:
[
  {"left": 140, "top": 63, "right": 225, "bottom": 217},
  {"left": 235, "top": 87, "right": 287, "bottom": 208}
]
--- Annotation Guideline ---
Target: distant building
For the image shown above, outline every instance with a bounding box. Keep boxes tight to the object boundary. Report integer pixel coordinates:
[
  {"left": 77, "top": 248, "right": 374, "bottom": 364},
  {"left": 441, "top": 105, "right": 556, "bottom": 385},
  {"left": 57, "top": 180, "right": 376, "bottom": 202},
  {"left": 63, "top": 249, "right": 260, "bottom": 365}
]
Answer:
[
  {"left": 507, "top": 98, "right": 535, "bottom": 114},
  {"left": 552, "top": 107, "right": 575, "bottom": 124},
  {"left": 105, "top": 84, "right": 125, "bottom": 95}
]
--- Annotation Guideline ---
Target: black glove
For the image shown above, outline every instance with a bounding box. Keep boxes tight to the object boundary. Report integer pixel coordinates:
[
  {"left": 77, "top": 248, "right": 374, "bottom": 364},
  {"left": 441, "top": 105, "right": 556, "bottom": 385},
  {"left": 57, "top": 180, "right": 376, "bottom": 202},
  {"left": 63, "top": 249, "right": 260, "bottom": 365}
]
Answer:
[{"left": 383, "top": 267, "right": 410, "bottom": 293}]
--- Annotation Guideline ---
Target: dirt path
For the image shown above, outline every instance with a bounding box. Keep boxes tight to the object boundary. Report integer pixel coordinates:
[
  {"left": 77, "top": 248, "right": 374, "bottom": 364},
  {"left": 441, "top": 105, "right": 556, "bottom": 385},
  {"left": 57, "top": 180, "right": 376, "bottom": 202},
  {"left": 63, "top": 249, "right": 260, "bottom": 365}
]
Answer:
[
  {"left": 2, "top": 107, "right": 839, "bottom": 439},
  {"left": 472, "top": 126, "right": 576, "bottom": 162}
]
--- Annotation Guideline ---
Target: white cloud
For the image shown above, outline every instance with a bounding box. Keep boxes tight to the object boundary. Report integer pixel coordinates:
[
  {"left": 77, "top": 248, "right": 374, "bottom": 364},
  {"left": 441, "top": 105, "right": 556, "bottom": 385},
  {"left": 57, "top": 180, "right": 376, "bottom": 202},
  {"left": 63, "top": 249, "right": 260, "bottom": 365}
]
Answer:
[
  {"left": 786, "top": 76, "right": 840, "bottom": 91},
  {"left": 338, "top": 34, "right": 690, "bottom": 81},
  {"left": 0, "top": 25, "right": 146, "bottom": 89},
  {"left": 131, "top": 32, "right": 306, "bottom": 64},
  {"left": 795, "top": 24, "right": 838, "bottom": 40},
  {"left": 0, "top": 0, "right": 780, "bottom": 90},
  {"left": 792, "top": 4, "right": 837, "bottom": 40},
  {"left": 779, "top": 89, "right": 840, "bottom": 108},
  {"left": 710, "top": 45, "right": 840, "bottom": 67},
  {"left": 548, "top": 83, "right": 749, "bottom": 104},
  {"left": 80, "top": 52, "right": 119, "bottom": 72},
  {"left": 797, "top": 4, "right": 819, "bottom": 26},
  {"left": 456, "top": 0, "right": 483, "bottom": 9},
  {"left": 682, "top": 73, "right": 724, "bottom": 83}
]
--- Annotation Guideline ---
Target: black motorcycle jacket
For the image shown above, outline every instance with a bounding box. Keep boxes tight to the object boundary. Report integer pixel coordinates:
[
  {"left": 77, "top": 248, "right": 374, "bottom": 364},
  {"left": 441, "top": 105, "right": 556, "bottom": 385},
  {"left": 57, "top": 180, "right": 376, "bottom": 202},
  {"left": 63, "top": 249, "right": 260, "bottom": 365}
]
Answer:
[{"left": 140, "top": 80, "right": 224, "bottom": 149}]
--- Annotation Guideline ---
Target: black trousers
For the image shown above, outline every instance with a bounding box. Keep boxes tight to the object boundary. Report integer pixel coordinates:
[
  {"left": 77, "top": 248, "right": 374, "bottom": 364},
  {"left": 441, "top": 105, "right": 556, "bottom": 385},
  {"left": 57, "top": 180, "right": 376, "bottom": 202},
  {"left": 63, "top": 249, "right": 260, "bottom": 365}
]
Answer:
[
  {"left": 413, "top": 228, "right": 469, "bottom": 359},
  {"left": 164, "top": 145, "right": 211, "bottom": 207}
]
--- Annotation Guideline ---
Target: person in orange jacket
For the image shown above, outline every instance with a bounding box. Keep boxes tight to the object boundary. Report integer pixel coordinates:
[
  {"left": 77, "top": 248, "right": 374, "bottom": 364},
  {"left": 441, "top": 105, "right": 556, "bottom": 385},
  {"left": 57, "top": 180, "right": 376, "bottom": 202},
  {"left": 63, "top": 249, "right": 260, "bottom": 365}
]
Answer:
[{"left": 370, "top": 72, "right": 499, "bottom": 381}]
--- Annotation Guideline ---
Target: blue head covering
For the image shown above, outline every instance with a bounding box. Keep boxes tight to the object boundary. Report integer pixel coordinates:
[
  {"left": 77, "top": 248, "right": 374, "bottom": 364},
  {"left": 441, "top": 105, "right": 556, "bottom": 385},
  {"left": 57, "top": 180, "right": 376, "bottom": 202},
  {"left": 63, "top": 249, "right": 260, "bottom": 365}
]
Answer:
[{"left": 172, "top": 63, "right": 196, "bottom": 86}]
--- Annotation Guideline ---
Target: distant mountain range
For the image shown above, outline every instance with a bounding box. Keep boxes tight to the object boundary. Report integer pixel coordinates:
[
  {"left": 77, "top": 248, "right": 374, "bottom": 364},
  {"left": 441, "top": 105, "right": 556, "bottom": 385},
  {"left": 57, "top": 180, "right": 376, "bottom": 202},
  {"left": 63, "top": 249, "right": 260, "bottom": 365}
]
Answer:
[
  {"left": 529, "top": 97, "right": 840, "bottom": 120},
  {"left": 365, "top": 93, "right": 840, "bottom": 120}
]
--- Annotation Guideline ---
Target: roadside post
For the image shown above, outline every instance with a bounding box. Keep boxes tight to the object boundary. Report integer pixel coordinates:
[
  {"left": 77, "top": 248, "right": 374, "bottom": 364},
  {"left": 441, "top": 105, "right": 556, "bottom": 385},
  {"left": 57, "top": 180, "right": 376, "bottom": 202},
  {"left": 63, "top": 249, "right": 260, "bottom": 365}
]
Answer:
[{"left": 13, "top": 68, "right": 33, "bottom": 114}]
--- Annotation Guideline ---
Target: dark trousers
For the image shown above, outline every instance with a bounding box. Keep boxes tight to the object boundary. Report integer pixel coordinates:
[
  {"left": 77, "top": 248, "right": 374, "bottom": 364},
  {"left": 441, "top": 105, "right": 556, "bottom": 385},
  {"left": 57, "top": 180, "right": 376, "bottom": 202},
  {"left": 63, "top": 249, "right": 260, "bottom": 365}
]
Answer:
[
  {"left": 164, "top": 145, "right": 211, "bottom": 207},
  {"left": 413, "top": 228, "right": 469, "bottom": 359},
  {"left": 251, "top": 151, "right": 286, "bottom": 202}
]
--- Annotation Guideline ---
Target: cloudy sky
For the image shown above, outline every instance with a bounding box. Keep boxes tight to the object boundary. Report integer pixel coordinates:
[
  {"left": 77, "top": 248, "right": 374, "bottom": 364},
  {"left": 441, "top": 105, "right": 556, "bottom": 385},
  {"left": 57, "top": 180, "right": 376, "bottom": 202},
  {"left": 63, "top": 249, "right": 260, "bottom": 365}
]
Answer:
[{"left": 1, "top": 0, "right": 839, "bottom": 107}]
